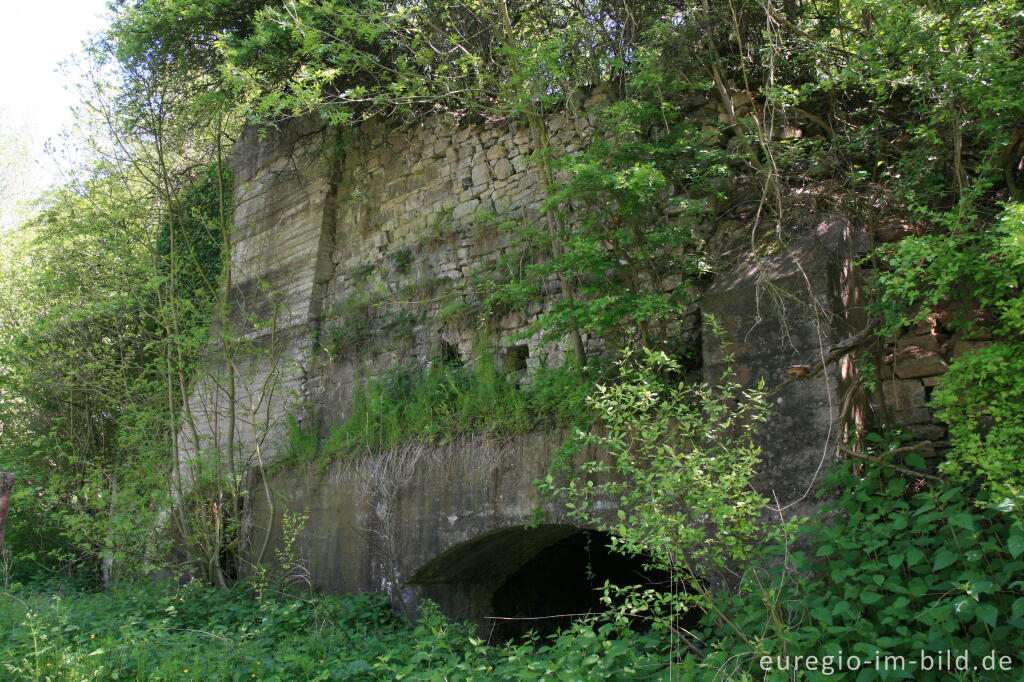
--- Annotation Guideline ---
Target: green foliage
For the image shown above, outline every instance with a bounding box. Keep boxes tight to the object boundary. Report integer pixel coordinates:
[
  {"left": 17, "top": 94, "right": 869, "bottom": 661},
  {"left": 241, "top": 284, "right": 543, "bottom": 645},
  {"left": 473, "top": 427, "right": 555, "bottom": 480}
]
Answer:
[
  {"left": 0, "top": 580, "right": 666, "bottom": 681},
  {"left": 324, "top": 294, "right": 375, "bottom": 358},
  {"left": 541, "top": 347, "right": 777, "bottom": 654},
  {"left": 873, "top": 205, "right": 1024, "bottom": 335},
  {"left": 931, "top": 342, "right": 1024, "bottom": 506},
  {"left": 846, "top": 2, "right": 1024, "bottom": 505},
  {"left": 108, "top": 0, "right": 273, "bottom": 84},
  {"left": 212, "top": 0, "right": 668, "bottom": 123},
  {"left": 873, "top": 203, "right": 1024, "bottom": 501},
  {"left": 527, "top": 360, "right": 603, "bottom": 431},
  {"left": 551, "top": 349, "right": 771, "bottom": 569},
  {"left": 392, "top": 247, "right": 414, "bottom": 275},
  {"left": 279, "top": 415, "right": 319, "bottom": 465},
  {"left": 278, "top": 353, "right": 599, "bottom": 466},
  {"left": 320, "top": 350, "right": 531, "bottom": 459},
  {"left": 692, "top": 460, "right": 1024, "bottom": 681},
  {"left": 156, "top": 163, "right": 230, "bottom": 309},
  {"left": 0, "top": 175, "right": 175, "bottom": 582},
  {"left": 495, "top": 30, "right": 723, "bottom": 352},
  {"left": 25, "top": 0, "right": 1024, "bottom": 647}
]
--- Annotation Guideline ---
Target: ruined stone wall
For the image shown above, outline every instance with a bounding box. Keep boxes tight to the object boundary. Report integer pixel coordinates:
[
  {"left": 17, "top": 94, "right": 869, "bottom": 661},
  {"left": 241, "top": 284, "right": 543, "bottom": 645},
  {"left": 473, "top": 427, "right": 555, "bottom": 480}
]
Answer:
[
  {"left": 878, "top": 316, "right": 993, "bottom": 459},
  {"left": 189, "top": 104, "right": 616, "bottom": 620},
  {"left": 180, "top": 99, "right": 950, "bottom": 627},
  {"left": 308, "top": 106, "right": 599, "bottom": 422}
]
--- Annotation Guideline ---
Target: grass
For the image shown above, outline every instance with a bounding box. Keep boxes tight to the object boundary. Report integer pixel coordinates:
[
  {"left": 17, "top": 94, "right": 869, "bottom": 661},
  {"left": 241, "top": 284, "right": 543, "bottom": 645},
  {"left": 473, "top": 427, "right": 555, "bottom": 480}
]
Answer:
[
  {"left": 321, "top": 352, "right": 532, "bottom": 458},
  {"left": 303, "top": 350, "right": 602, "bottom": 462},
  {"left": 279, "top": 350, "right": 602, "bottom": 468},
  {"left": 0, "top": 579, "right": 665, "bottom": 681}
]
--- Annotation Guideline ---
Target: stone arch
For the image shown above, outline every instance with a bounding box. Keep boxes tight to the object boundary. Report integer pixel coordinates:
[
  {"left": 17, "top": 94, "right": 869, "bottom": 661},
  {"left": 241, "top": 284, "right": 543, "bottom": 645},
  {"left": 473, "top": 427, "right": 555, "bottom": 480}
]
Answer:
[{"left": 409, "top": 524, "right": 680, "bottom": 641}]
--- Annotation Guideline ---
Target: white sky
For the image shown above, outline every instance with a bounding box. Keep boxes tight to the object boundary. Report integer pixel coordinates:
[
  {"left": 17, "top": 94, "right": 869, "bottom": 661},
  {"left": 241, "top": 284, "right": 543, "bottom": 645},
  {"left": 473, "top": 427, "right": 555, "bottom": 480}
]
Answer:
[{"left": 0, "top": 0, "right": 112, "bottom": 189}]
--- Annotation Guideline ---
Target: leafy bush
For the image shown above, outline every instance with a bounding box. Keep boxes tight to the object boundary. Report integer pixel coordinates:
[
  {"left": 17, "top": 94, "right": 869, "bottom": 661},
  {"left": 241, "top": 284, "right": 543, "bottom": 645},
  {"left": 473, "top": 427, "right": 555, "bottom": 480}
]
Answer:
[
  {"left": 691, "top": 459, "right": 1024, "bottom": 681},
  {"left": 875, "top": 203, "right": 1024, "bottom": 503}
]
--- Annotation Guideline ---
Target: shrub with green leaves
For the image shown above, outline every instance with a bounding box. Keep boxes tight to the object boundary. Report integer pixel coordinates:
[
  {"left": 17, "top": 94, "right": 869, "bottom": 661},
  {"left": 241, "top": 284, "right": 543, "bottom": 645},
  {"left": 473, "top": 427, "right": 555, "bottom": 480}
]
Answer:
[
  {"left": 541, "top": 348, "right": 778, "bottom": 660},
  {"left": 874, "top": 203, "right": 1024, "bottom": 503},
  {"left": 691, "top": 456, "right": 1024, "bottom": 681}
]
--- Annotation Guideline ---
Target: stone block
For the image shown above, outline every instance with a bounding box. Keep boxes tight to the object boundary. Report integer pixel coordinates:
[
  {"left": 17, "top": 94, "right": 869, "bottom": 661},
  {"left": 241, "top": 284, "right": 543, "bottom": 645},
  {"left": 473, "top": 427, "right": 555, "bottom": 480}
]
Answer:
[
  {"left": 471, "top": 160, "right": 491, "bottom": 186},
  {"left": 452, "top": 199, "right": 480, "bottom": 221},
  {"left": 893, "top": 334, "right": 948, "bottom": 378},
  {"left": 952, "top": 338, "right": 991, "bottom": 359},
  {"left": 492, "top": 158, "right": 513, "bottom": 181},
  {"left": 909, "top": 424, "right": 947, "bottom": 441},
  {"left": 881, "top": 378, "right": 925, "bottom": 409},
  {"left": 889, "top": 405, "right": 933, "bottom": 425}
]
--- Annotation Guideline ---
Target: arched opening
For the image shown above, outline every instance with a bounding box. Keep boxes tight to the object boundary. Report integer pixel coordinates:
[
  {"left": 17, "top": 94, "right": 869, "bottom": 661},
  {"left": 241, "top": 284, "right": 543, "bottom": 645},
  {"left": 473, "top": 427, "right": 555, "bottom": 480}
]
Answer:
[
  {"left": 489, "top": 529, "right": 692, "bottom": 641},
  {"left": 410, "top": 525, "right": 699, "bottom": 642}
]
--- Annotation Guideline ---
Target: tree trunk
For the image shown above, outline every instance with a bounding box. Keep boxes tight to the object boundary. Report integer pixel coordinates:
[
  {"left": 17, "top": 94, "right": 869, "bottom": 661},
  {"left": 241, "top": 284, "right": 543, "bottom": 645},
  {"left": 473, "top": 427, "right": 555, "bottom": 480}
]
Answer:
[{"left": 0, "top": 472, "right": 14, "bottom": 556}]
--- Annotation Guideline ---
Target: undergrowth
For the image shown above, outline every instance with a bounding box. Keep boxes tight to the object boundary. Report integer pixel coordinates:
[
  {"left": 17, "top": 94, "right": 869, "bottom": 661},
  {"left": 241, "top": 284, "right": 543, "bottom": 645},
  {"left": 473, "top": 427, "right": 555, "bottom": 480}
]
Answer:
[
  {"left": 688, "top": 451, "right": 1024, "bottom": 681},
  {"left": 4, "top": 455, "right": 1021, "bottom": 680},
  {"left": 0, "top": 581, "right": 664, "bottom": 681}
]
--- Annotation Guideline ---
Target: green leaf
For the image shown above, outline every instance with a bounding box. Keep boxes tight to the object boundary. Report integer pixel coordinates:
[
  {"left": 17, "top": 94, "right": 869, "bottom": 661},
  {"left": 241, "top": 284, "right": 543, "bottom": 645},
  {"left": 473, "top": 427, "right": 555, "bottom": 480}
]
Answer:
[
  {"left": 905, "top": 548, "right": 925, "bottom": 567},
  {"left": 1008, "top": 529, "right": 1024, "bottom": 558},
  {"left": 933, "top": 548, "right": 959, "bottom": 572},
  {"left": 861, "top": 591, "right": 883, "bottom": 605},
  {"left": 949, "top": 512, "right": 975, "bottom": 530},
  {"left": 975, "top": 603, "right": 998, "bottom": 627}
]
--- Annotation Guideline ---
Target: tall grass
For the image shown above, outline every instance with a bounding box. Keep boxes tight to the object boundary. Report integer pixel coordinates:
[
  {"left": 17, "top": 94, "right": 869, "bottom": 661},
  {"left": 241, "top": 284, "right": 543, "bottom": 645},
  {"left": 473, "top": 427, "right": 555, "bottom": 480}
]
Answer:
[{"left": 322, "top": 351, "right": 531, "bottom": 458}]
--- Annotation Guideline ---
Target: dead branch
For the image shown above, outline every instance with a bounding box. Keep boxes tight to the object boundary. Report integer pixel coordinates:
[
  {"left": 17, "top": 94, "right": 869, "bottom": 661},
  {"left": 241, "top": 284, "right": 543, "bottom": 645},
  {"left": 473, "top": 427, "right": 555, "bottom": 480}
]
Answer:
[
  {"left": 765, "top": 324, "right": 876, "bottom": 398},
  {"left": 838, "top": 442, "right": 942, "bottom": 482}
]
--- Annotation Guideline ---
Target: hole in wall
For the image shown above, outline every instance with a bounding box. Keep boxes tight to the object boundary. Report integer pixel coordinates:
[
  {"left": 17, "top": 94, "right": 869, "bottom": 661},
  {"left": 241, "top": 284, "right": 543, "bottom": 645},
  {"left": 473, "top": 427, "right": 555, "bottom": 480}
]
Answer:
[
  {"left": 504, "top": 344, "right": 529, "bottom": 373},
  {"left": 435, "top": 340, "right": 461, "bottom": 365},
  {"left": 489, "top": 529, "right": 692, "bottom": 642},
  {"left": 411, "top": 525, "right": 698, "bottom": 644}
]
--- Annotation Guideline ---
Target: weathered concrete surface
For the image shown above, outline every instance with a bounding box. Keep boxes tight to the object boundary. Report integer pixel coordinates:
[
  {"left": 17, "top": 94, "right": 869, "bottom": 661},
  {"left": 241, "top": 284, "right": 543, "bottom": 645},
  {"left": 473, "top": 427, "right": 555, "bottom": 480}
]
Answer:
[
  {"left": 179, "top": 105, "right": 939, "bottom": 627},
  {"left": 701, "top": 214, "right": 866, "bottom": 513},
  {"left": 247, "top": 432, "right": 595, "bottom": 627},
  {"left": 177, "top": 120, "right": 334, "bottom": 468}
]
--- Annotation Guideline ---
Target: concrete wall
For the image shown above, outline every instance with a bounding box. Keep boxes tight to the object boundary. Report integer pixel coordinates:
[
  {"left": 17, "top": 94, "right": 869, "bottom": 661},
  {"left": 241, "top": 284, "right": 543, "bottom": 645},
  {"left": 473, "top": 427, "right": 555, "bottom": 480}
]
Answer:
[{"left": 179, "top": 101, "right": 943, "bottom": 626}]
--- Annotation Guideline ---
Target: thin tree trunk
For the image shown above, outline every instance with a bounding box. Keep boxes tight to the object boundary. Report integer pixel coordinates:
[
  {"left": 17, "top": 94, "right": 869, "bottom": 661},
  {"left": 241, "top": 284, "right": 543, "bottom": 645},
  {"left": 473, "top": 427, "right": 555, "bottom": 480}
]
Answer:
[
  {"left": 101, "top": 483, "right": 115, "bottom": 587},
  {"left": 498, "top": 0, "right": 587, "bottom": 366},
  {"left": 0, "top": 472, "right": 14, "bottom": 556}
]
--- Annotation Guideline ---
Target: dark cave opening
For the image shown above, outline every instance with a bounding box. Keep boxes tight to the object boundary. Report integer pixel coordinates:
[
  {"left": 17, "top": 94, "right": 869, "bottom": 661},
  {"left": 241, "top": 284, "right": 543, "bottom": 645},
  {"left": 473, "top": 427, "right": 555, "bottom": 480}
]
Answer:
[{"left": 488, "top": 529, "right": 699, "bottom": 642}]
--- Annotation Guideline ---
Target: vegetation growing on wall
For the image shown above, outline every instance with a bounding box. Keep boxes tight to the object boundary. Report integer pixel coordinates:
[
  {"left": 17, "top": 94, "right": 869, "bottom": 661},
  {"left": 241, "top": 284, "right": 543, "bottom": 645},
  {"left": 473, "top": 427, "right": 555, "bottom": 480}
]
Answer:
[
  {"left": 281, "top": 352, "right": 599, "bottom": 469},
  {"left": 1, "top": 0, "right": 1023, "bottom": 677}
]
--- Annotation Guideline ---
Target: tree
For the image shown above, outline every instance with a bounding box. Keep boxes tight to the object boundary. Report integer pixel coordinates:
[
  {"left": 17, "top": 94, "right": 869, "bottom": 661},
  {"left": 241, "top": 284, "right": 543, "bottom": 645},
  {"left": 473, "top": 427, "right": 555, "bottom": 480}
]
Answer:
[{"left": 0, "top": 111, "right": 33, "bottom": 231}]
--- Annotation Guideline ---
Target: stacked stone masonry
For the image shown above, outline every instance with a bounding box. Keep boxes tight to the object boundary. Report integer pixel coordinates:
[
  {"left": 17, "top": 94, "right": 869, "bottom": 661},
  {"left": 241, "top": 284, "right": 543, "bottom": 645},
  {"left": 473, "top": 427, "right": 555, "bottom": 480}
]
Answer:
[
  {"left": 880, "top": 319, "right": 992, "bottom": 459},
  {"left": 178, "top": 100, "right": 955, "bottom": 628}
]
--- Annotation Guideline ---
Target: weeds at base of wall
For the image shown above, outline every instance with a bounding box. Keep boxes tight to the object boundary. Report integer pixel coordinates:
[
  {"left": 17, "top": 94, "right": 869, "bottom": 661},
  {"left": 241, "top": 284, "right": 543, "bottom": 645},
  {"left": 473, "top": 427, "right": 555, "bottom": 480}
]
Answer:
[
  {"left": 686, "top": 458, "right": 1024, "bottom": 680},
  {"left": 0, "top": 580, "right": 667, "bottom": 681},
  {"left": 4, "top": 452, "right": 1021, "bottom": 681}
]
